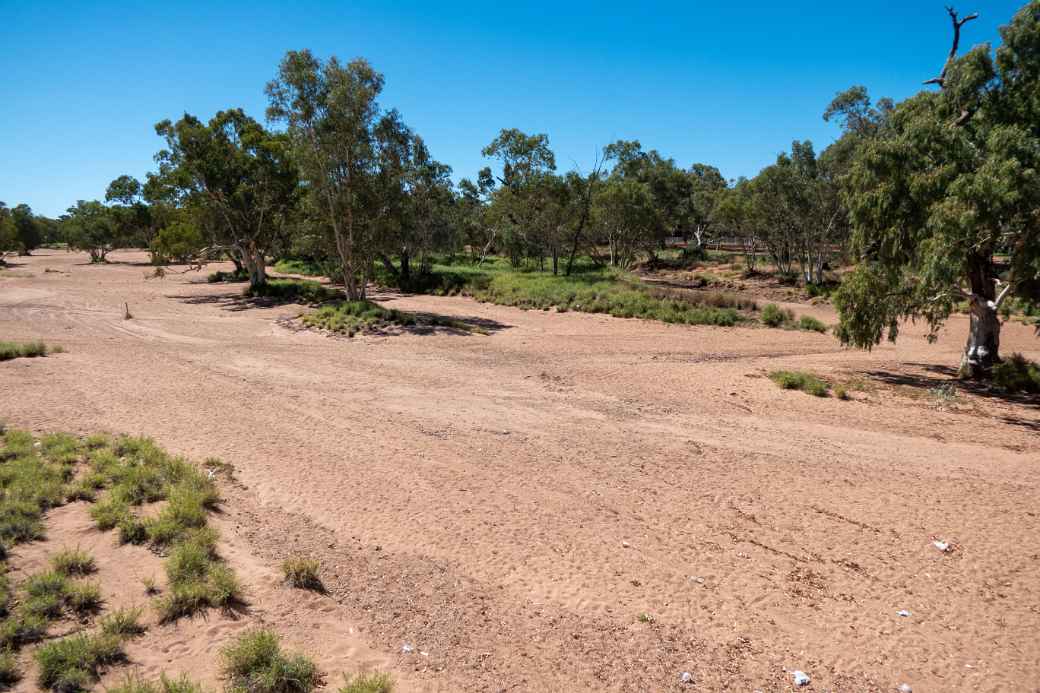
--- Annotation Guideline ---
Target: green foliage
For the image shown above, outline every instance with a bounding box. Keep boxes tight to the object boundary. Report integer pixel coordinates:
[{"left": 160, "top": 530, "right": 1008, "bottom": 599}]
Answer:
[
  {"left": 339, "top": 673, "right": 394, "bottom": 693},
  {"left": 64, "top": 581, "right": 103, "bottom": 616},
  {"left": 0, "top": 649, "right": 19, "bottom": 686},
  {"left": 64, "top": 200, "right": 121, "bottom": 263},
  {"left": 0, "top": 340, "right": 50, "bottom": 361},
  {"left": 246, "top": 279, "right": 339, "bottom": 304},
  {"left": 281, "top": 557, "right": 322, "bottom": 591},
  {"left": 769, "top": 370, "right": 831, "bottom": 397},
  {"left": 220, "top": 629, "right": 320, "bottom": 693},
  {"left": 108, "top": 673, "right": 205, "bottom": 693},
  {"left": 34, "top": 632, "right": 125, "bottom": 692},
  {"left": 302, "top": 301, "right": 414, "bottom": 336},
  {"left": 208, "top": 269, "right": 249, "bottom": 283},
  {"left": 150, "top": 221, "right": 205, "bottom": 264},
  {"left": 51, "top": 548, "right": 96, "bottom": 576},
  {"left": 992, "top": 354, "right": 1040, "bottom": 394}
]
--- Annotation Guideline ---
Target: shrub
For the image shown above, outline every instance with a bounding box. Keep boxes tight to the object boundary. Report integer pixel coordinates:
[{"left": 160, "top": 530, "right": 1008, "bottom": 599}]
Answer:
[
  {"left": 761, "top": 303, "right": 794, "bottom": 328},
  {"left": 208, "top": 269, "right": 249, "bottom": 283},
  {"left": 797, "top": 315, "right": 828, "bottom": 333},
  {"left": 108, "top": 673, "right": 205, "bottom": 693},
  {"left": 220, "top": 629, "right": 320, "bottom": 693},
  {"left": 769, "top": 370, "right": 830, "bottom": 397},
  {"left": 834, "top": 385, "right": 850, "bottom": 400},
  {"left": 247, "top": 279, "right": 339, "bottom": 304},
  {"left": 206, "top": 563, "right": 245, "bottom": 609},
  {"left": 992, "top": 353, "right": 1040, "bottom": 394},
  {"left": 150, "top": 221, "right": 205, "bottom": 264},
  {"left": 52, "top": 548, "right": 96, "bottom": 576},
  {"left": 340, "top": 673, "right": 394, "bottom": 693},
  {"left": 281, "top": 557, "right": 322, "bottom": 591}
]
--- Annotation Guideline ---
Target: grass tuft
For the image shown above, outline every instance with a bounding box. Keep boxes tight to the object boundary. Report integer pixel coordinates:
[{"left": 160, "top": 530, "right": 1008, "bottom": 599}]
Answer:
[
  {"left": 993, "top": 353, "right": 1040, "bottom": 394},
  {"left": 221, "top": 628, "right": 321, "bottom": 693},
  {"left": 99, "top": 607, "right": 145, "bottom": 639},
  {"left": 51, "top": 548, "right": 96, "bottom": 576},
  {"left": 0, "top": 341, "right": 52, "bottom": 361},
  {"left": 35, "top": 632, "right": 125, "bottom": 692},
  {"left": 281, "top": 557, "right": 322, "bottom": 591}
]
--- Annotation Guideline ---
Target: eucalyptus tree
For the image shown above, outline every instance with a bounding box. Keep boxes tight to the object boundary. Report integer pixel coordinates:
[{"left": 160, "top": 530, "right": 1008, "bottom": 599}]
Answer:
[
  {"left": 63, "top": 200, "right": 119, "bottom": 263},
  {"left": 592, "top": 178, "right": 656, "bottom": 269},
  {"left": 835, "top": 4, "right": 1040, "bottom": 378},
  {"left": 11, "top": 204, "right": 41, "bottom": 255},
  {"left": 266, "top": 50, "right": 389, "bottom": 300},
  {"left": 0, "top": 203, "right": 16, "bottom": 254},
  {"left": 104, "top": 175, "right": 152, "bottom": 247},
  {"left": 151, "top": 109, "right": 298, "bottom": 289},
  {"left": 711, "top": 179, "right": 759, "bottom": 271}
]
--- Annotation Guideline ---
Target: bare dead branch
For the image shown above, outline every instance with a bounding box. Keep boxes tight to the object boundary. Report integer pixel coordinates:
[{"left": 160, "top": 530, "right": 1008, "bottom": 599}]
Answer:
[{"left": 924, "top": 6, "right": 980, "bottom": 87}]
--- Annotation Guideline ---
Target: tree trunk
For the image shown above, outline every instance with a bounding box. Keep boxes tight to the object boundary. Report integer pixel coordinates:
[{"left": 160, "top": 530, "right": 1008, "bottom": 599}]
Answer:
[{"left": 960, "top": 296, "right": 1001, "bottom": 379}]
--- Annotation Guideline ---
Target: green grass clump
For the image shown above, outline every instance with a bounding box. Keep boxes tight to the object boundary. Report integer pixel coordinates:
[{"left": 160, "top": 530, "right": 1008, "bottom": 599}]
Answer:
[
  {"left": 272, "top": 258, "right": 328, "bottom": 277},
  {"left": 221, "top": 629, "right": 321, "bottom": 693},
  {"left": 993, "top": 353, "right": 1040, "bottom": 394},
  {"left": 769, "top": 370, "right": 831, "bottom": 397},
  {"left": 34, "top": 631, "right": 125, "bottom": 692},
  {"left": 51, "top": 548, "right": 96, "bottom": 576},
  {"left": 207, "top": 269, "right": 249, "bottom": 283},
  {"left": 247, "top": 279, "right": 339, "bottom": 304},
  {"left": 281, "top": 557, "right": 322, "bottom": 591},
  {"left": 155, "top": 534, "right": 243, "bottom": 622},
  {"left": 99, "top": 607, "right": 145, "bottom": 639},
  {"left": 340, "top": 672, "right": 394, "bottom": 693},
  {"left": 301, "top": 300, "right": 415, "bottom": 336},
  {"left": 0, "top": 340, "right": 52, "bottom": 361}
]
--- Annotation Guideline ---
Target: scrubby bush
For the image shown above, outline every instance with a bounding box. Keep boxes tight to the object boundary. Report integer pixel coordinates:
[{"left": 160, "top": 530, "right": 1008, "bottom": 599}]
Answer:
[
  {"left": 220, "top": 629, "right": 320, "bottom": 693},
  {"left": 761, "top": 303, "right": 794, "bottom": 328},
  {"left": 247, "top": 279, "right": 339, "bottom": 304},
  {"left": 208, "top": 269, "right": 250, "bottom": 283},
  {"left": 992, "top": 354, "right": 1040, "bottom": 394},
  {"left": 0, "top": 341, "right": 50, "bottom": 361},
  {"left": 797, "top": 315, "right": 828, "bottom": 333},
  {"left": 769, "top": 370, "right": 830, "bottom": 397}
]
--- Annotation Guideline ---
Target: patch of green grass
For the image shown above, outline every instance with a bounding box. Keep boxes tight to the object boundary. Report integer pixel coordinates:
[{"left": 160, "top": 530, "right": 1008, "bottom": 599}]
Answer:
[
  {"left": 993, "top": 353, "right": 1040, "bottom": 394},
  {"left": 52, "top": 548, "right": 96, "bottom": 576},
  {"left": 281, "top": 557, "right": 322, "bottom": 591},
  {"left": 247, "top": 279, "right": 339, "bottom": 305},
  {"left": 301, "top": 300, "right": 415, "bottom": 336},
  {"left": 0, "top": 340, "right": 52, "bottom": 361},
  {"left": 272, "top": 258, "right": 327, "bottom": 277},
  {"left": 34, "top": 631, "right": 125, "bottom": 692},
  {"left": 471, "top": 273, "right": 745, "bottom": 326},
  {"left": 339, "top": 672, "right": 394, "bottom": 693},
  {"left": 221, "top": 629, "right": 321, "bottom": 693},
  {"left": 769, "top": 370, "right": 831, "bottom": 397},
  {"left": 64, "top": 581, "right": 103, "bottom": 616}
]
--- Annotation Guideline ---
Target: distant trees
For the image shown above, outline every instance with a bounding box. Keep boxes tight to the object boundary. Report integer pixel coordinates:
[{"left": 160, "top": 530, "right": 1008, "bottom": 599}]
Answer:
[
  {"left": 150, "top": 109, "right": 299, "bottom": 289},
  {"left": 834, "top": 4, "right": 1040, "bottom": 378},
  {"left": 11, "top": 204, "right": 42, "bottom": 255}
]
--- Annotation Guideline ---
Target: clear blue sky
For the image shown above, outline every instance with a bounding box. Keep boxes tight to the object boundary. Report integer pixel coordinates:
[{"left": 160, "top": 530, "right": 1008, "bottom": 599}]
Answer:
[{"left": 0, "top": 0, "right": 1026, "bottom": 217}]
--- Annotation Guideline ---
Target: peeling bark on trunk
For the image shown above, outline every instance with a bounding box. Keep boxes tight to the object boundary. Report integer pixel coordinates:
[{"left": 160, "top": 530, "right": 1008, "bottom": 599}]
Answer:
[{"left": 960, "top": 267, "right": 1001, "bottom": 379}]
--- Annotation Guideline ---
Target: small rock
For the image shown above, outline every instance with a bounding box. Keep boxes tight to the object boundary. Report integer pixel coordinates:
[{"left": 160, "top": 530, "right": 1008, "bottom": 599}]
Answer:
[
  {"left": 897, "top": 609, "right": 912, "bottom": 617},
  {"left": 792, "top": 670, "right": 810, "bottom": 687},
  {"left": 897, "top": 684, "right": 913, "bottom": 693},
  {"left": 622, "top": 541, "right": 631, "bottom": 548},
  {"left": 679, "top": 671, "right": 693, "bottom": 684}
]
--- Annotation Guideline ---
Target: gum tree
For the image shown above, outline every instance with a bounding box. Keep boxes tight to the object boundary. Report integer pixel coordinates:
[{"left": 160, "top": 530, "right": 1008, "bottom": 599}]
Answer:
[
  {"left": 835, "top": 4, "right": 1040, "bottom": 378},
  {"left": 151, "top": 109, "right": 298, "bottom": 289}
]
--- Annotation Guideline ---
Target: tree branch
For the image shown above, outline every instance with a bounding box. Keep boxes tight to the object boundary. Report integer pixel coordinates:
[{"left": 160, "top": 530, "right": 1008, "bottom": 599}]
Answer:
[{"left": 923, "top": 6, "right": 980, "bottom": 87}]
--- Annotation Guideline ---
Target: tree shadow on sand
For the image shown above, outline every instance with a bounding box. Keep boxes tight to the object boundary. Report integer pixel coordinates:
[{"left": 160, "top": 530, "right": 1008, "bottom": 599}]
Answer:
[{"left": 863, "top": 363, "right": 1040, "bottom": 430}]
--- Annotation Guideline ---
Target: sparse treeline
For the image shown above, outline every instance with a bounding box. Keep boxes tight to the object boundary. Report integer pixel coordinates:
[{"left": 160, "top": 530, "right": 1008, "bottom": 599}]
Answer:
[{"left": 9, "top": 3, "right": 1038, "bottom": 379}]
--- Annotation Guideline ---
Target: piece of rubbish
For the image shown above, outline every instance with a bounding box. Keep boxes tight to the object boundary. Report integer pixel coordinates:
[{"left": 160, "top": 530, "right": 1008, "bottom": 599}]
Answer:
[
  {"left": 680, "top": 671, "right": 693, "bottom": 684},
  {"left": 897, "top": 684, "right": 913, "bottom": 693},
  {"left": 792, "top": 670, "right": 811, "bottom": 687},
  {"left": 932, "top": 540, "right": 950, "bottom": 552},
  {"left": 622, "top": 541, "right": 631, "bottom": 548},
  {"left": 897, "top": 609, "right": 912, "bottom": 617},
  {"left": 401, "top": 644, "right": 414, "bottom": 654}
]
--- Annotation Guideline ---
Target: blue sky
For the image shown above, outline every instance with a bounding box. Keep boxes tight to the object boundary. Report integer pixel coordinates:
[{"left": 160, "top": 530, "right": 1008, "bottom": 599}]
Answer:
[{"left": 0, "top": 1, "right": 1026, "bottom": 217}]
